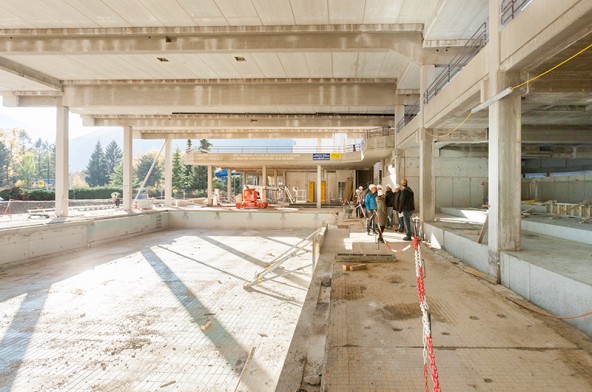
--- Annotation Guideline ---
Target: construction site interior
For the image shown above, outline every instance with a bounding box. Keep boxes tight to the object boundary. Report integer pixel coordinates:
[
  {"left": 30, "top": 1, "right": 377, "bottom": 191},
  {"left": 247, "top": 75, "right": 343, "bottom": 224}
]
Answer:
[{"left": 0, "top": 1, "right": 591, "bottom": 391}]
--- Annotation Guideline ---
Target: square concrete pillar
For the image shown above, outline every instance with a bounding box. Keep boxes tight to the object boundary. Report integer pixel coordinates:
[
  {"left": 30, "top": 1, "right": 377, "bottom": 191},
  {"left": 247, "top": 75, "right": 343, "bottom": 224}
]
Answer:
[
  {"left": 207, "top": 165, "right": 213, "bottom": 205},
  {"left": 316, "top": 165, "right": 322, "bottom": 209},
  {"left": 419, "top": 130, "right": 435, "bottom": 223},
  {"left": 55, "top": 105, "right": 69, "bottom": 217},
  {"left": 261, "top": 165, "right": 267, "bottom": 202},
  {"left": 227, "top": 168, "right": 232, "bottom": 202},
  {"left": 122, "top": 126, "right": 133, "bottom": 210}
]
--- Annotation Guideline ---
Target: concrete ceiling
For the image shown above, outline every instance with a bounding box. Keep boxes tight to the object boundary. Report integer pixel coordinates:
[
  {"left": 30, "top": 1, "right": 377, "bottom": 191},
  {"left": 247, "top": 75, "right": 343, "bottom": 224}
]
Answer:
[
  {"left": 0, "top": 0, "right": 489, "bottom": 138},
  {"left": 0, "top": 0, "right": 589, "bottom": 156}
]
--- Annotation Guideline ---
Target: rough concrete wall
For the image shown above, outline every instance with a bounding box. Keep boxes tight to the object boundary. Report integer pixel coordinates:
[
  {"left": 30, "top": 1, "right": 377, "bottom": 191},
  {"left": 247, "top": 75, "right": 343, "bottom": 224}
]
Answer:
[
  {"left": 434, "top": 157, "right": 488, "bottom": 208},
  {"left": 286, "top": 170, "right": 340, "bottom": 202},
  {"left": 521, "top": 174, "right": 592, "bottom": 203}
]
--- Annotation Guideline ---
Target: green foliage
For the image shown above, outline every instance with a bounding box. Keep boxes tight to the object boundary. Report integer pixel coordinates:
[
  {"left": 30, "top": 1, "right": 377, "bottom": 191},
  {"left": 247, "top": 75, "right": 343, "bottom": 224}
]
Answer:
[
  {"left": 0, "top": 186, "right": 24, "bottom": 200},
  {"left": 172, "top": 147, "right": 186, "bottom": 191},
  {"left": 69, "top": 187, "right": 122, "bottom": 199},
  {"left": 17, "top": 151, "right": 36, "bottom": 187},
  {"left": 135, "top": 152, "right": 163, "bottom": 188},
  {"left": 104, "top": 140, "right": 123, "bottom": 178},
  {"left": 85, "top": 141, "right": 109, "bottom": 187},
  {"left": 0, "top": 140, "right": 9, "bottom": 185},
  {"left": 26, "top": 189, "right": 55, "bottom": 201}
]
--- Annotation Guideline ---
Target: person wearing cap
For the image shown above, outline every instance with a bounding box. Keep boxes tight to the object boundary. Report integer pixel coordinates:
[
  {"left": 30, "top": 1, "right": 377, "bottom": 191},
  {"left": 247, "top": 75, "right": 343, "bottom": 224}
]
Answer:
[
  {"left": 376, "top": 188, "right": 388, "bottom": 242},
  {"left": 398, "top": 178, "right": 415, "bottom": 240},
  {"left": 385, "top": 184, "right": 394, "bottom": 228},
  {"left": 364, "top": 184, "right": 378, "bottom": 234}
]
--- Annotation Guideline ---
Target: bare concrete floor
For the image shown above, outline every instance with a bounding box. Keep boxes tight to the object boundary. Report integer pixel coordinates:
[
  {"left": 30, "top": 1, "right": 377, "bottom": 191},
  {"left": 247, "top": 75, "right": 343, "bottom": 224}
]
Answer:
[
  {"left": 0, "top": 228, "right": 316, "bottom": 392},
  {"left": 320, "top": 219, "right": 592, "bottom": 391}
]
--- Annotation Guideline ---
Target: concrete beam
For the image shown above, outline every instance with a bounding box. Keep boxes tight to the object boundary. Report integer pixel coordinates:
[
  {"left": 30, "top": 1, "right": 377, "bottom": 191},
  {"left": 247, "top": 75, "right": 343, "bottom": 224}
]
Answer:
[
  {"left": 62, "top": 80, "right": 397, "bottom": 110},
  {"left": 137, "top": 129, "right": 370, "bottom": 140},
  {"left": 90, "top": 113, "right": 394, "bottom": 131},
  {"left": 0, "top": 24, "right": 465, "bottom": 64},
  {"left": 0, "top": 56, "right": 62, "bottom": 91},
  {"left": 522, "top": 126, "right": 592, "bottom": 144}
]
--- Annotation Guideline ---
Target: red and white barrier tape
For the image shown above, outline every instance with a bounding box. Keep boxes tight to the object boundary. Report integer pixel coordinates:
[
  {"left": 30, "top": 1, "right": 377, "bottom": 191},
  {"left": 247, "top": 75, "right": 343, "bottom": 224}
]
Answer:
[{"left": 413, "top": 236, "right": 441, "bottom": 392}]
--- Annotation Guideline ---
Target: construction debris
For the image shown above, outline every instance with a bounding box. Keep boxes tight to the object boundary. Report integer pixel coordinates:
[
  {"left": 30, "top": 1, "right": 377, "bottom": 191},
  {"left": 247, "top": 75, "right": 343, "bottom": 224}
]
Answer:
[
  {"left": 200, "top": 320, "right": 212, "bottom": 330},
  {"left": 342, "top": 263, "right": 367, "bottom": 271}
]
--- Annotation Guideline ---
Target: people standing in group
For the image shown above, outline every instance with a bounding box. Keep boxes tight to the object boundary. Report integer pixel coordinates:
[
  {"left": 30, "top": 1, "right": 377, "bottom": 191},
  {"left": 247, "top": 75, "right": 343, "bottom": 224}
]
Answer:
[
  {"left": 376, "top": 187, "right": 388, "bottom": 242},
  {"left": 385, "top": 184, "right": 394, "bottom": 228},
  {"left": 364, "top": 184, "right": 378, "bottom": 235},
  {"left": 398, "top": 178, "right": 415, "bottom": 240}
]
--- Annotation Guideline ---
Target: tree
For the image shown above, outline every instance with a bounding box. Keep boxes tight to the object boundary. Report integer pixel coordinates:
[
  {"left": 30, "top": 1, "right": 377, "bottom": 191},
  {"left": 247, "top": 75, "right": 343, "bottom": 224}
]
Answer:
[
  {"left": 109, "top": 162, "right": 139, "bottom": 188},
  {"left": 71, "top": 174, "right": 89, "bottom": 188},
  {"left": 85, "top": 141, "right": 108, "bottom": 186},
  {"left": 16, "top": 151, "right": 36, "bottom": 187},
  {"left": 135, "top": 152, "right": 163, "bottom": 188},
  {"left": 183, "top": 139, "right": 195, "bottom": 189},
  {"left": 0, "top": 140, "right": 9, "bottom": 185},
  {"left": 172, "top": 147, "right": 186, "bottom": 191},
  {"left": 104, "top": 140, "right": 123, "bottom": 179},
  {"left": 194, "top": 139, "right": 213, "bottom": 191}
]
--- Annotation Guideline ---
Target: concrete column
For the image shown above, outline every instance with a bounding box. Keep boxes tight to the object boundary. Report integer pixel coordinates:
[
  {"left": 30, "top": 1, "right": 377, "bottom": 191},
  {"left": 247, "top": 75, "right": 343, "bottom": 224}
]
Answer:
[
  {"left": 207, "top": 165, "right": 213, "bottom": 205},
  {"left": 164, "top": 139, "right": 173, "bottom": 207},
  {"left": 316, "top": 165, "right": 322, "bottom": 209},
  {"left": 227, "top": 168, "right": 232, "bottom": 202},
  {"left": 419, "top": 131, "right": 435, "bottom": 224},
  {"left": 242, "top": 172, "right": 246, "bottom": 190},
  {"left": 55, "top": 105, "right": 69, "bottom": 217},
  {"left": 122, "top": 126, "right": 133, "bottom": 210},
  {"left": 395, "top": 149, "right": 404, "bottom": 186},
  {"left": 261, "top": 165, "right": 267, "bottom": 201},
  {"left": 487, "top": 0, "right": 522, "bottom": 282}
]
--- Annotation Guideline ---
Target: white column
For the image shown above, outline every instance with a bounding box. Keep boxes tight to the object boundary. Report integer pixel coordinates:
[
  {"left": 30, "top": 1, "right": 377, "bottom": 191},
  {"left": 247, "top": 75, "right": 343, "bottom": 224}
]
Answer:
[
  {"left": 419, "top": 133, "right": 435, "bottom": 223},
  {"left": 227, "top": 168, "right": 232, "bottom": 201},
  {"left": 316, "top": 165, "right": 322, "bottom": 209},
  {"left": 122, "top": 126, "right": 133, "bottom": 210},
  {"left": 418, "top": 65, "right": 436, "bottom": 225},
  {"left": 164, "top": 139, "right": 172, "bottom": 207},
  {"left": 242, "top": 172, "right": 246, "bottom": 190},
  {"left": 261, "top": 165, "right": 267, "bottom": 201},
  {"left": 487, "top": 0, "right": 522, "bottom": 282},
  {"left": 207, "top": 165, "right": 213, "bottom": 205},
  {"left": 55, "top": 105, "right": 69, "bottom": 217}
]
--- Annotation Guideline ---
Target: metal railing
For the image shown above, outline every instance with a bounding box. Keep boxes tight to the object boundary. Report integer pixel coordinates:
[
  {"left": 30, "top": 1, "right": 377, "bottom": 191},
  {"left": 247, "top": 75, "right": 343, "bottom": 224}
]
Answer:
[
  {"left": 501, "top": 0, "right": 532, "bottom": 26},
  {"left": 423, "top": 22, "right": 488, "bottom": 105},
  {"left": 396, "top": 102, "right": 419, "bottom": 132}
]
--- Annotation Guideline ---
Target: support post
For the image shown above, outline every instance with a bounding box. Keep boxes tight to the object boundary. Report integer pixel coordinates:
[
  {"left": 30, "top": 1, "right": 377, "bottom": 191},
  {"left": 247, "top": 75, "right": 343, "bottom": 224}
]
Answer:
[
  {"left": 55, "top": 105, "right": 69, "bottom": 217},
  {"left": 227, "top": 168, "right": 232, "bottom": 202},
  {"left": 316, "top": 165, "right": 322, "bottom": 209},
  {"left": 207, "top": 165, "right": 213, "bottom": 206},
  {"left": 261, "top": 165, "right": 267, "bottom": 202},
  {"left": 419, "top": 130, "right": 435, "bottom": 223},
  {"left": 122, "top": 126, "right": 133, "bottom": 210},
  {"left": 487, "top": 0, "right": 522, "bottom": 282},
  {"left": 164, "top": 139, "right": 173, "bottom": 207}
]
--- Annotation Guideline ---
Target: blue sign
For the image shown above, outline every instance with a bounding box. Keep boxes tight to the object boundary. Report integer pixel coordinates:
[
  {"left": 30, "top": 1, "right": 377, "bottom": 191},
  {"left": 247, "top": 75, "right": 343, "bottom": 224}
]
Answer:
[{"left": 312, "top": 153, "right": 330, "bottom": 161}]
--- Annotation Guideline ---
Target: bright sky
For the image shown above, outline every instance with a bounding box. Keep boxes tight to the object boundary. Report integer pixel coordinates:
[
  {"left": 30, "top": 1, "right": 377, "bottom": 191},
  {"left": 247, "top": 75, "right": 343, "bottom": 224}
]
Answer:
[{"left": 0, "top": 96, "right": 112, "bottom": 142}]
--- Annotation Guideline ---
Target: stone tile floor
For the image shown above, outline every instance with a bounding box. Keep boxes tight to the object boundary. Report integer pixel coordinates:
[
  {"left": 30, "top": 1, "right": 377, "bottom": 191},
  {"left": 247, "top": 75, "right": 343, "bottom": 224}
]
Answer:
[
  {"left": 0, "top": 228, "right": 316, "bottom": 392},
  {"left": 321, "top": 220, "right": 592, "bottom": 391}
]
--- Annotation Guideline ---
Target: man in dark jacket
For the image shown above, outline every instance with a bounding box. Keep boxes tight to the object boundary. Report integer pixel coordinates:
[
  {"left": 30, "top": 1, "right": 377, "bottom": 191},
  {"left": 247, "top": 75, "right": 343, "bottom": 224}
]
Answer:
[
  {"left": 384, "top": 184, "right": 394, "bottom": 228},
  {"left": 393, "top": 184, "right": 404, "bottom": 232},
  {"left": 398, "top": 178, "right": 415, "bottom": 240}
]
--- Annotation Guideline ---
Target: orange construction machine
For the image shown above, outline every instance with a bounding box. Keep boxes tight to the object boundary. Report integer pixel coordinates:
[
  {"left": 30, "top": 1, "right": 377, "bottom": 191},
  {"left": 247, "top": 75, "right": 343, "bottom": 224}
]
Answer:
[{"left": 236, "top": 188, "right": 268, "bottom": 209}]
